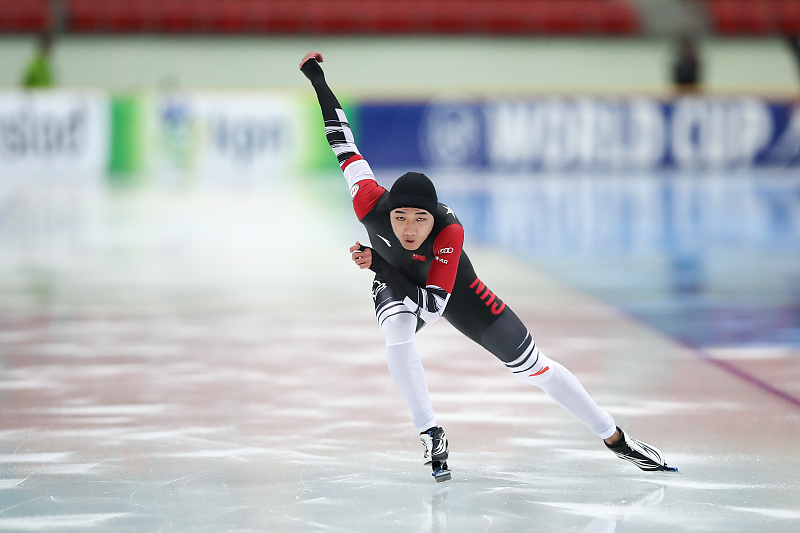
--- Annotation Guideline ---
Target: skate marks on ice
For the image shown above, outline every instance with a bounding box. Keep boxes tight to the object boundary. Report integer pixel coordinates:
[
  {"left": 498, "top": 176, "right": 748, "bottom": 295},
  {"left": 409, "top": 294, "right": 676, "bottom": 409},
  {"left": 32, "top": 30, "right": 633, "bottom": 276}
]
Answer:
[
  {"left": 440, "top": 448, "right": 799, "bottom": 533},
  {"left": 1, "top": 189, "right": 799, "bottom": 532},
  {"left": 293, "top": 459, "right": 621, "bottom": 533},
  {"left": 284, "top": 430, "right": 800, "bottom": 533}
]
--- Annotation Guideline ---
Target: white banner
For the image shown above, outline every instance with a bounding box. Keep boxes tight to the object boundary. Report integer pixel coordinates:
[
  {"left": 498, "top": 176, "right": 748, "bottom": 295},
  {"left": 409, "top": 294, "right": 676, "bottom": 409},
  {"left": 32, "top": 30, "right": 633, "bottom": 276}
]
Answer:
[
  {"left": 151, "top": 92, "right": 303, "bottom": 186},
  {"left": 0, "top": 91, "right": 109, "bottom": 182}
]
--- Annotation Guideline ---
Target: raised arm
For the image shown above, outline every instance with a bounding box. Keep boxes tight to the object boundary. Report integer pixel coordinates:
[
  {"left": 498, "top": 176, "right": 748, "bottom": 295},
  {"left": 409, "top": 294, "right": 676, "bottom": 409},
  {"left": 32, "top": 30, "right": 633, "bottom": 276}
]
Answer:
[{"left": 300, "top": 53, "right": 377, "bottom": 192}]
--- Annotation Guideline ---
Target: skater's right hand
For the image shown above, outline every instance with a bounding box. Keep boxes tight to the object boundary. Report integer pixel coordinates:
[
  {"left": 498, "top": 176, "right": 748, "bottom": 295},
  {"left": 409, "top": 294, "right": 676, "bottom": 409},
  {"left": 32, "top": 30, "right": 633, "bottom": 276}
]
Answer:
[
  {"left": 300, "top": 51, "right": 323, "bottom": 69},
  {"left": 349, "top": 241, "right": 372, "bottom": 270}
]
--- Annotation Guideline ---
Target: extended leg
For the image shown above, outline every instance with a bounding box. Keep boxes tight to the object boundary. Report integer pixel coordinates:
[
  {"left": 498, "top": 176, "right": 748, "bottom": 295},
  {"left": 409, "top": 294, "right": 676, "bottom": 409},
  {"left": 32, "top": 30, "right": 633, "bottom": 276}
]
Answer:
[
  {"left": 498, "top": 326, "right": 675, "bottom": 470},
  {"left": 504, "top": 334, "right": 617, "bottom": 439},
  {"left": 477, "top": 311, "right": 616, "bottom": 439},
  {"left": 446, "top": 273, "right": 675, "bottom": 471}
]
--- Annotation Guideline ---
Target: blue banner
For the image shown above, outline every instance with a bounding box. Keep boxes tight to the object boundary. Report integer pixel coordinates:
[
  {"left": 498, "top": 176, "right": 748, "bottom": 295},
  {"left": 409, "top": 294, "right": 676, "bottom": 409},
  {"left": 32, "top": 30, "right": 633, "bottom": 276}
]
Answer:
[{"left": 357, "top": 98, "right": 800, "bottom": 171}]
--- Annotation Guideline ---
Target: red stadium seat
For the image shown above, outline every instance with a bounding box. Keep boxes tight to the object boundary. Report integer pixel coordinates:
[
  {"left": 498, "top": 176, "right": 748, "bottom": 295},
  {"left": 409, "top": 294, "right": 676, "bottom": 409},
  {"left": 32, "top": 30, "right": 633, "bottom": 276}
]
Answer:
[
  {"left": 303, "top": 0, "right": 358, "bottom": 33},
  {"left": 213, "top": 1, "right": 247, "bottom": 32},
  {"left": 709, "top": 0, "right": 800, "bottom": 35},
  {"left": 160, "top": 0, "right": 194, "bottom": 33},
  {"left": 107, "top": 0, "right": 150, "bottom": 33},
  {"left": 476, "top": 2, "right": 542, "bottom": 34},
  {"left": 368, "top": 1, "right": 419, "bottom": 34},
  {"left": 190, "top": 0, "right": 220, "bottom": 32},
  {"left": 741, "top": 0, "right": 774, "bottom": 34},
  {"left": 541, "top": 2, "right": 582, "bottom": 35},
  {"left": 776, "top": 0, "right": 800, "bottom": 34},
  {"left": 602, "top": 1, "right": 640, "bottom": 34},
  {"left": 709, "top": 0, "right": 740, "bottom": 34},
  {"left": 0, "top": 0, "right": 52, "bottom": 33},
  {"left": 67, "top": 0, "right": 97, "bottom": 32},
  {"left": 63, "top": 0, "right": 643, "bottom": 36}
]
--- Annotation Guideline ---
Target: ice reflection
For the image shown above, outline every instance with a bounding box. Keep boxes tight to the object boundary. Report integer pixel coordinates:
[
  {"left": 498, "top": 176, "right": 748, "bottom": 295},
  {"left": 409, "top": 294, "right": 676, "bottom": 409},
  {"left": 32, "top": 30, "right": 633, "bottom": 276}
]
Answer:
[
  {"left": 422, "top": 485, "right": 620, "bottom": 533},
  {"left": 421, "top": 484, "right": 448, "bottom": 533},
  {"left": 581, "top": 517, "right": 617, "bottom": 533},
  {"left": 433, "top": 170, "right": 800, "bottom": 347},
  {"left": 435, "top": 170, "right": 800, "bottom": 257}
]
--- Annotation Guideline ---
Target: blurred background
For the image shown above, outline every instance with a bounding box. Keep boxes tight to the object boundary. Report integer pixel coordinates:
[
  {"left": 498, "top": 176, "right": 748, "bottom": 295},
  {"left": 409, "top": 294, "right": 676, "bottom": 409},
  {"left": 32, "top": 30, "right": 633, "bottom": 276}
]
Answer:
[
  {"left": 2, "top": 0, "right": 799, "bottom": 355},
  {"left": 2, "top": 2, "right": 800, "bottom": 531}
]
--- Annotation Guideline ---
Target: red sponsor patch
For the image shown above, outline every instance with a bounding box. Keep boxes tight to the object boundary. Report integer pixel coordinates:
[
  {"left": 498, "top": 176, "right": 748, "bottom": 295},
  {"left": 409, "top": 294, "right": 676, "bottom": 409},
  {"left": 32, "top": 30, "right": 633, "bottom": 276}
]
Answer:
[{"left": 529, "top": 366, "right": 550, "bottom": 377}]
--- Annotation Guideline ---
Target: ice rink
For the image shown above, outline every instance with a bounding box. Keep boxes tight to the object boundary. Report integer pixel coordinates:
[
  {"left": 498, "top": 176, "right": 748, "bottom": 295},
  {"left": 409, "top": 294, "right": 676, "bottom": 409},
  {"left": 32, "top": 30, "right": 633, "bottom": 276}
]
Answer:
[{"left": 1, "top": 175, "right": 799, "bottom": 533}]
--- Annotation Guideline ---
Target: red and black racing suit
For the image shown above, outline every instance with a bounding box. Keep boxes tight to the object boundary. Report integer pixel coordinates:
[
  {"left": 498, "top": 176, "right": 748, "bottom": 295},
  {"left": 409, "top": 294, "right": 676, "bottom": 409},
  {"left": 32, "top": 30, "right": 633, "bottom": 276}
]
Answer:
[{"left": 302, "top": 58, "right": 540, "bottom": 375}]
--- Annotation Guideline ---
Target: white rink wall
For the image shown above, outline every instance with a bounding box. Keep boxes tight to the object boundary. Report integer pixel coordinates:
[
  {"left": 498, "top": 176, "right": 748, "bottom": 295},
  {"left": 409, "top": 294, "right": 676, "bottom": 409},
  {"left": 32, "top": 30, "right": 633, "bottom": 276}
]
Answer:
[{"left": 1, "top": 35, "right": 799, "bottom": 97}]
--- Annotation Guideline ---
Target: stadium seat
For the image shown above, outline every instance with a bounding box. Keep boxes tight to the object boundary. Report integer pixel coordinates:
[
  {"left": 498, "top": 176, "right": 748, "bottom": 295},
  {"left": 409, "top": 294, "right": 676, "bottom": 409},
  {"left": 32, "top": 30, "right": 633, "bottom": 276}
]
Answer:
[
  {"left": 0, "top": 0, "right": 52, "bottom": 33},
  {"left": 740, "top": 0, "right": 773, "bottom": 34},
  {"left": 67, "top": 0, "right": 96, "bottom": 32},
  {"left": 602, "top": 0, "right": 639, "bottom": 34},
  {"left": 160, "top": 0, "right": 193, "bottom": 33},
  {"left": 708, "top": 0, "right": 800, "bottom": 35},
  {"left": 368, "top": 1, "right": 419, "bottom": 33},
  {"left": 776, "top": 0, "right": 800, "bottom": 34},
  {"left": 64, "top": 0, "right": 641, "bottom": 36},
  {"left": 107, "top": 0, "right": 151, "bottom": 33}
]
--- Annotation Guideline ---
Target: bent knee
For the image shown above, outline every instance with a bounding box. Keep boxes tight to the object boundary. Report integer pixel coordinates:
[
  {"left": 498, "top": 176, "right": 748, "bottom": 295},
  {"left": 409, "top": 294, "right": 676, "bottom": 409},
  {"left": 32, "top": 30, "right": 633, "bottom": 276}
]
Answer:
[{"left": 380, "top": 311, "right": 417, "bottom": 346}]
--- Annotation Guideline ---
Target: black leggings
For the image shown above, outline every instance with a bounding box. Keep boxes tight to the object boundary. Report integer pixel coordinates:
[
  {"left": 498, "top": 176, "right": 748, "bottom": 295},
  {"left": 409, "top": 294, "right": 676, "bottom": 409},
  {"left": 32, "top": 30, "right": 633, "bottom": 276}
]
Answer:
[{"left": 373, "top": 252, "right": 534, "bottom": 365}]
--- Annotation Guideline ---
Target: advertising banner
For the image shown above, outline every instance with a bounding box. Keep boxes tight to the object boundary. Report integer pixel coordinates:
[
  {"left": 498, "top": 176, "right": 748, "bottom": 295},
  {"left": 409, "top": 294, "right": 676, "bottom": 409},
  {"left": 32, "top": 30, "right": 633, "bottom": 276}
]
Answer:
[
  {"left": 145, "top": 92, "right": 313, "bottom": 186},
  {"left": 358, "top": 97, "right": 800, "bottom": 172},
  {"left": 0, "top": 91, "right": 109, "bottom": 181},
  {"left": 0, "top": 91, "right": 108, "bottom": 261}
]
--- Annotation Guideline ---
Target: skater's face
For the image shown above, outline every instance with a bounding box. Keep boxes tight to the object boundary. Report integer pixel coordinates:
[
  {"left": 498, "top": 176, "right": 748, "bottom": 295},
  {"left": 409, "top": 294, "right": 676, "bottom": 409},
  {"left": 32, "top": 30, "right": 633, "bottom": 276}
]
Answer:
[{"left": 390, "top": 207, "right": 434, "bottom": 250}]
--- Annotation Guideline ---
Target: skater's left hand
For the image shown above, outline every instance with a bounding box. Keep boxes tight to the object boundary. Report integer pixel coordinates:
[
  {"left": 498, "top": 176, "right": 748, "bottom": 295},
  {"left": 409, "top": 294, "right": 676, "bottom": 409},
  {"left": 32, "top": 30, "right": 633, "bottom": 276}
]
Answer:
[{"left": 349, "top": 241, "right": 372, "bottom": 269}]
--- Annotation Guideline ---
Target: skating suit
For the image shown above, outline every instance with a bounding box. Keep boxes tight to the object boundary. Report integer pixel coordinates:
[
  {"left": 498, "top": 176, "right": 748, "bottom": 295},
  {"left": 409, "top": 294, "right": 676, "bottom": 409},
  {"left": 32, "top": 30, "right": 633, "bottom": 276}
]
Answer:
[{"left": 303, "top": 58, "right": 539, "bottom": 371}]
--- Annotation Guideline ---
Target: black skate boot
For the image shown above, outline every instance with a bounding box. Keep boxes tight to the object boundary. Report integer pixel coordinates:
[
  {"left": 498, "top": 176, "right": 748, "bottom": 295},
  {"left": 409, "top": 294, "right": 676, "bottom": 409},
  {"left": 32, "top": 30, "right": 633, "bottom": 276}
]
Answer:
[
  {"left": 606, "top": 426, "right": 677, "bottom": 472},
  {"left": 420, "top": 426, "right": 451, "bottom": 482}
]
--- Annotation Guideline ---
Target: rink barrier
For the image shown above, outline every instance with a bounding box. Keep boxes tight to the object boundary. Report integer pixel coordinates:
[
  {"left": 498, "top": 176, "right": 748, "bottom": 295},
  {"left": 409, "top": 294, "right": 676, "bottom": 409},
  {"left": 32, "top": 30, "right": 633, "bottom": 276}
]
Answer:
[
  {"left": 357, "top": 97, "right": 800, "bottom": 172},
  {"left": 0, "top": 90, "right": 109, "bottom": 181},
  {"left": 103, "top": 91, "right": 337, "bottom": 186},
  {"left": 2, "top": 92, "right": 799, "bottom": 185},
  {"left": 108, "top": 95, "right": 146, "bottom": 181}
]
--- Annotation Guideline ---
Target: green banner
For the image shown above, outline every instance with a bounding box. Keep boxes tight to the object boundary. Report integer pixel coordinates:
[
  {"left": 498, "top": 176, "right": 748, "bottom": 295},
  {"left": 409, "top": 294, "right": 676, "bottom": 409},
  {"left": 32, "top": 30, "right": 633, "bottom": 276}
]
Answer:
[{"left": 108, "top": 95, "right": 145, "bottom": 183}]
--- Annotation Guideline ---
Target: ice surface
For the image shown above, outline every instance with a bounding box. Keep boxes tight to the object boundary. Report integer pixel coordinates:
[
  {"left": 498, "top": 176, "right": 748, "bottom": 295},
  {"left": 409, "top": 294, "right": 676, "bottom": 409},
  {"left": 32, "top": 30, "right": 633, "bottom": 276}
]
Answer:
[{"left": 0, "top": 180, "right": 798, "bottom": 532}]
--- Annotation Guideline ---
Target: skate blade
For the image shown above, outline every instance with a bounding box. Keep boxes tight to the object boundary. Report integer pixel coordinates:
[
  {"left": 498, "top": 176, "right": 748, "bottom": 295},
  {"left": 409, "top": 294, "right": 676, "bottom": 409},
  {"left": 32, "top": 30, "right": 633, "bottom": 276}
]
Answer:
[
  {"left": 433, "top": 470, "right": 451, "bottom": 483},
  {"left": 661, "top": 465, "right": 678, "bottom": 472}
]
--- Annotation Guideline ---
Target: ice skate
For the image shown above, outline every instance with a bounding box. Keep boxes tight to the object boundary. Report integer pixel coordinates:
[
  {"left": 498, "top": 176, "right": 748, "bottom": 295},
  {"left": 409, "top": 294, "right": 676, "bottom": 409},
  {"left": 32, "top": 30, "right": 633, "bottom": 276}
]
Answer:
[
  {"left": 606, "top": 426, "right": 677, "bottom": 472},
  {"left": 420, "top": 426, "right": 451, "bottom": 482}
]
